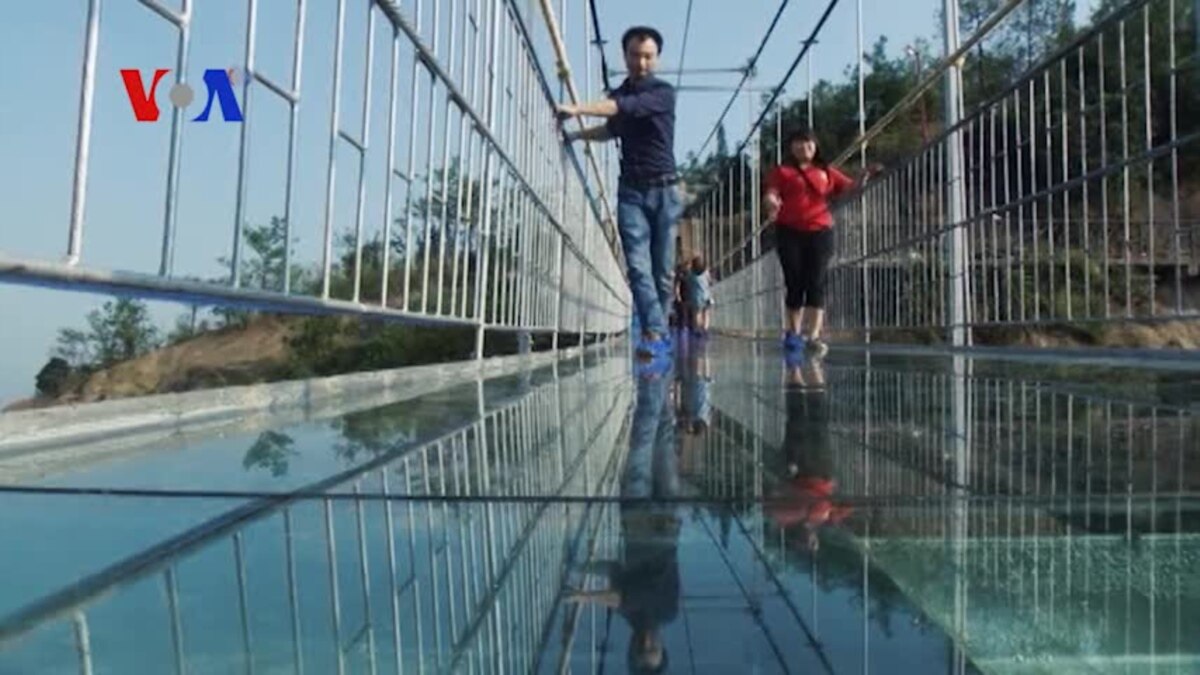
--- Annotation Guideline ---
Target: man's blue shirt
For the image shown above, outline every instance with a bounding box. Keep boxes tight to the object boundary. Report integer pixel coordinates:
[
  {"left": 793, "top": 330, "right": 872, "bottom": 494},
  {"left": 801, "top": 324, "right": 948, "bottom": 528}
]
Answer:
[{"left": 606, "top": 76, "right": 677, "bottom": 180}]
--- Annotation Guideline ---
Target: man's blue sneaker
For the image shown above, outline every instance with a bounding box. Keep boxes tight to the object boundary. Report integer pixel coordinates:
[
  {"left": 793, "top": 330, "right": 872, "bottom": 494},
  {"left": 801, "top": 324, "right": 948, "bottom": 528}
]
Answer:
[
  {"left": 783, "top": 332, "right": 805, "bottom": 351},
  {"left": 635, "top": 336, "right": 673, "bottom": 359}
]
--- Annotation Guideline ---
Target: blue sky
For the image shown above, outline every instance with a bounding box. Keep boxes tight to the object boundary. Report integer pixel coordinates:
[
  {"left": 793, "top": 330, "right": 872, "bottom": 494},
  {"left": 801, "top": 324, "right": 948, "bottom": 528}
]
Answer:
[{"left": 0, "top": 0, "right": 1098, "bottom": 405}]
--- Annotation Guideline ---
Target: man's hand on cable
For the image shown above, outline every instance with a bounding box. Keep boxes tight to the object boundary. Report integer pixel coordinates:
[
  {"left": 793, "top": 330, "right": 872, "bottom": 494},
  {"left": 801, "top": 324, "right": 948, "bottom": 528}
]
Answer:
[{"left": 556, "top": 104, "right": 578, "bottom": 121}]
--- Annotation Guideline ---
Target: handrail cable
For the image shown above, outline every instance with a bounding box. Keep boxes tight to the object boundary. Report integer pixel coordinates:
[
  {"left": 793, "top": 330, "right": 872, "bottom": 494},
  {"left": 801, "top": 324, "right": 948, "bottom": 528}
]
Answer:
[
  {"left": 533, "top": 0, "right": 620, "bottom": 249},
  {"left": 587, "top": 0, "right": 613, "bottom": 93}
]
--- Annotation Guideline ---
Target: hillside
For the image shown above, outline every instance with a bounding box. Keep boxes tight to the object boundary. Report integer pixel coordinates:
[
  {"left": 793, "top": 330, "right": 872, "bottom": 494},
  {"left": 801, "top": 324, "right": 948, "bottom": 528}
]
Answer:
[
  {"left": 67, "top": 316, "right": 296, "bottom": 402},
  {"left": 2, "top": 312, "right": 523, "bottom": 412}
]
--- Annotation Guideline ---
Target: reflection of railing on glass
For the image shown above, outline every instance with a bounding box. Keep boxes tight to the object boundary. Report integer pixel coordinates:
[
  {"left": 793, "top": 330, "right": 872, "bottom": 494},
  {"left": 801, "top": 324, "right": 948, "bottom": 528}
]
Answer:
[
  {"left": 0, "top": 355, "right": 632, "bottom": 674},
  {"left": 700, "top": 342, "right": 1200, "bottom": 669}
]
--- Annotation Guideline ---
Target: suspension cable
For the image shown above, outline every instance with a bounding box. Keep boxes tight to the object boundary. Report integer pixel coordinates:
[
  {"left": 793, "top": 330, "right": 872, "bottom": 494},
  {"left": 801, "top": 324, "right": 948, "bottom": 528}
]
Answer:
[
  {"left": 676, "top": 0, "right": 697, "bottom": 88},
  {"left": 685, "top": 0, "right": 841, "bottom": 221},
  {"left": 587, "top": 0, "right": 613, "bottom": 93},
  {"left": 694, "top": 0, "right": 792, "bottom": 159},
  {"left": 728, "top": 0, "right": 841, "bottom": 163}
]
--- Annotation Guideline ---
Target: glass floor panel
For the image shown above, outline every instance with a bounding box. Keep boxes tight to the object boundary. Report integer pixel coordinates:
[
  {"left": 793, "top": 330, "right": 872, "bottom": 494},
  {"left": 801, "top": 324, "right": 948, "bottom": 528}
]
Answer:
[{"left": 1, "top": 338, "right": 1197, "bottom": 674}]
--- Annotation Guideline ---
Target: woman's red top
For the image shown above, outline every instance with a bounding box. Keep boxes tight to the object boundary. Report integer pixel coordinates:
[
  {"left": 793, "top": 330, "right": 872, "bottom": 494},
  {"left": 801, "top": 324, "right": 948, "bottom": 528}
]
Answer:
[
  {"left": 765, "top": 164, "right": 855, "bottom": 232},
  {"left": 766, "top": 477, "right": 854, "bottom": 529}
]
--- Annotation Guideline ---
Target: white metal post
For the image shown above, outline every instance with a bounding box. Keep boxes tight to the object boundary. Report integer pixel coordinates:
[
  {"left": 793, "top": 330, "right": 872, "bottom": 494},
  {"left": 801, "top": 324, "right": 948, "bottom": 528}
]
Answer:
[
  {"left": 943, "top": 0, "right": 968, "bottom": 347},
  {"left": 856, "top": 0, "right": 869, "bottom": 343}
]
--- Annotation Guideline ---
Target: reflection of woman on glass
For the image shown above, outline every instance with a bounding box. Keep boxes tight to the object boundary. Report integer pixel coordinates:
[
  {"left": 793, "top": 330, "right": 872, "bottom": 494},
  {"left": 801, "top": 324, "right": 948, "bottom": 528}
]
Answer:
[
  {"left": 568, "top": 374, "right": 680, "bottom": 674},
  {"left": 768, "top": 359, "right": 851, "bottom": 551}
]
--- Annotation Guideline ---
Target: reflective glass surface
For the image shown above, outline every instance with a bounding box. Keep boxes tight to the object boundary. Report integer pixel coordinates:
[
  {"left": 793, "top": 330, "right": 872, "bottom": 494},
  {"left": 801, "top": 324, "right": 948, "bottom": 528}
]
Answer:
[{"left": 1, "top": 339, "right": 1198, "bottom": 673}]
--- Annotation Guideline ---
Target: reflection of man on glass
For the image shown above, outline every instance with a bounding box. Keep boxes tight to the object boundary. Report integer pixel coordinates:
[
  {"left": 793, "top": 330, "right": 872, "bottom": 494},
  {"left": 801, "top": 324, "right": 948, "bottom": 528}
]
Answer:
[
  {"left": 568, "top": 372, "right": 680, "bottom": 674},
  {"left": 768, "top": 359, "right": 851, "bottom": 551},
  {"left": 559, "top": 26, "right": 680, "bottom": 360}
]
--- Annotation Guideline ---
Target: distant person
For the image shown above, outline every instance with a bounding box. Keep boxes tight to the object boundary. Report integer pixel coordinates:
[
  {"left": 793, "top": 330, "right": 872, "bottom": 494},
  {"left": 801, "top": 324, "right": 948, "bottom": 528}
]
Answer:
[
  {"left": 763, "top": 128, "right": 880, "bottom": 358},
  {"left": 686, "top": 255, "right": 713, "bottom": 336},
  {"left": 670, "top": 263, "right": 688, "bottom": 332},
  {"left": 559, "top": 26, "right": 679, "bottom": 361}
]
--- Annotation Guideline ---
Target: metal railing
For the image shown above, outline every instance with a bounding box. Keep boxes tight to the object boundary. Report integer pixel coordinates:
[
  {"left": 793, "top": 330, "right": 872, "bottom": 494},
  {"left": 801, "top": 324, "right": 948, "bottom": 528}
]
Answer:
[
  {"left": 0, "top": 0, "right": 629, "bottom": 354},
  {"left": 699, "top": 0, "right": 1199, "bottom": 344}
]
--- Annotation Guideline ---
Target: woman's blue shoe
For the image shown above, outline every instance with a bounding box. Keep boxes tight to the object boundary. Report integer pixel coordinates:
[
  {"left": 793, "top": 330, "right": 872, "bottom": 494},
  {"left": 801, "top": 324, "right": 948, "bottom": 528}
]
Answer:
[{"left": 783, "top": 332, "right": 805, "bottom": 351}]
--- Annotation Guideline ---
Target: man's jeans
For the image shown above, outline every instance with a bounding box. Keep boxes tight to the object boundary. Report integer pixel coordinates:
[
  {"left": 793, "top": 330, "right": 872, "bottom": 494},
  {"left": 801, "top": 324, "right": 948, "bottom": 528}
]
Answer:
[{"left": 617, "top": 183, "right": 681, "bottom": 338}]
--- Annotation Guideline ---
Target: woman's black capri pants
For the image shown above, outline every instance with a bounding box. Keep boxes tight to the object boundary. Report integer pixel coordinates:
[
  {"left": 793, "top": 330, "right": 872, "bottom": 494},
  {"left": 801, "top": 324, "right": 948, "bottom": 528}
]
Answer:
[{"left": 776, "top": 227, "right": 834, "bottom": 310}]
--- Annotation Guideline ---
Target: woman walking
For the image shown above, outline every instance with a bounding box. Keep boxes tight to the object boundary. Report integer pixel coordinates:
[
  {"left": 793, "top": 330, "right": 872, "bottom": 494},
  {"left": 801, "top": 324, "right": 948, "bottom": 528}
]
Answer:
[{"left": 763, "top": 128, "right": 878, "bottom": 358}]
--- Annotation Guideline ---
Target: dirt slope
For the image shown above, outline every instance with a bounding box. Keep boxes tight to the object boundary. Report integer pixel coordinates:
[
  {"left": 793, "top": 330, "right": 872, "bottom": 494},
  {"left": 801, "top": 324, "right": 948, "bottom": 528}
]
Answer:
[{"left": 64, "top": 317, "right": 294, "bottom": 403}]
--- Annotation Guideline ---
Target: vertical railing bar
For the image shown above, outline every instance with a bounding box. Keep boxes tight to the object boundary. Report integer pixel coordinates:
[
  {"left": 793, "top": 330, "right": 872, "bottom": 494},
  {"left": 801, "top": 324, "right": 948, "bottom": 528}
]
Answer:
[
  {"left": 436, "top": 443, "right": 459, "bottom": 654},
  {"left": 351, "top": 7, "right": 378, "bottom": 304},
  {"left": 231, "top": 0, "right": 259, "bottom": 289},
  {"left": 1142, "top": 5, "right": 1156, "bottom": 316},
  {"left": 281, "top": 0, "right": 307, "bottom": 295},
  {"left": 400, "top": 1, "right": 426, "bottom": 311},
  {"left": 403, "top": 458, "right": 426, "bottom": 675},
  {"left": 451, "top": 0, "right": 481, "bottom": 319},
  {"left": 234, "top": 532, "right": 255, "bottom": 675},
  {"left": 67, "top": 0, "right": 103, "bottom": 266},
  {"left": 433, "top": 0, "right": 462, "bottom": 315},
  {"left": 1169, "top": 0, "right": 1184, "bottom": 314},
  {"left": 1099, "top": 31, "right": 1112, "bottom": 319},
  {"left": 381, "top": 26, "right": 401, "bottom": 307},
  {"left": 1079, "top": 46, "right": 1091, "bottom": 318},
  {"left": 284, "top": 507, "right": 305, "bottom": 675},
  {"left": 420, "top": 449, "right": 445, "bottom": 670},
  {"left": 159, "top": 1, "right": 193, "bottom": 277},
  {"left": 1119, "top": 19, "right": 1133, "bottom": 317},
  {"left": 1043, "top": 70, "right": 1054, "bottom": 321},
  {"left": 164, "top": 567, "right": 187, "bottom": 675},
  {"left": 990, "top": 107, "right": 1001, "bottom": 324},
  {"left": 353, "top": 481, "right": 378, "bottom": 675},
  {"left": 320, "top": 0, "right": 349, "bottom": 299},
  {"left": 325, "top": 498, "right": 346, "bottom": 675},
  {"left": 381, "top": 469, "right": 404, "bottom": 675},
  {"left": 1060, "top": 57, "right": 1072, "bottom": 320},
  {"left": 1030, "top": 77, "right": 1041, "bottom": 322},
  {"left": 73, "top": 612, "right": 94, "bottom": 675},
  {"left": 1015, "top": 86, "right": 1027, "bottom": 322},
  {"left": 419, "top": 1, "right": 444, "bottom": 314}
]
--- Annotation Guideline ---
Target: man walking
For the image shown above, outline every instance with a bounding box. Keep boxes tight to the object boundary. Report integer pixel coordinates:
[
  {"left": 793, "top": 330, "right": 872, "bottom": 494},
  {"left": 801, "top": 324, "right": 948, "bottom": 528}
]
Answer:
[{"left": 559, "top": 26, "right": 680, "bottom": 359}]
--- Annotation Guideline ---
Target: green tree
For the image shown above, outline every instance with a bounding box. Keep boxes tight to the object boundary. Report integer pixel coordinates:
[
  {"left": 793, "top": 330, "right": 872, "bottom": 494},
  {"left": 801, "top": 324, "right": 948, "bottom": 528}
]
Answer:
[
  {"left": 221, "top": 216, "right": 293, "bottom": 292},
  {"left": 83, "top": 299, "right": 160, "bottom": 367},
  {"left": 167, "top": 305, "right": 210, "bottom": 345},
  {"left": 35, "top": 357, "right": 73, "bottom": 398},
  {"left": 53, "top": 328, "right": 93, "bottom": 368}
]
